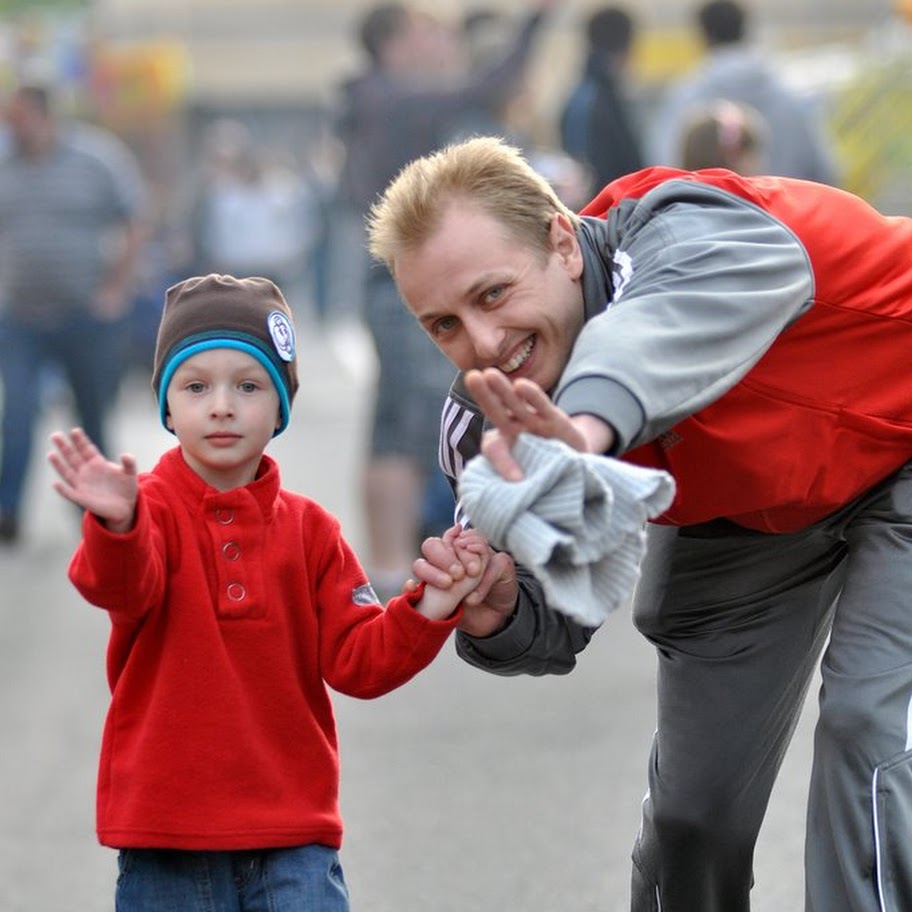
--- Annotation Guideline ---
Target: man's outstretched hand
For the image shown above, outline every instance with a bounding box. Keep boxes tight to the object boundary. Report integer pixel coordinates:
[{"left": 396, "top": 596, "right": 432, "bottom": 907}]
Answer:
[{"left": 464, "top": 368, "right": 615, "bottom": 480}]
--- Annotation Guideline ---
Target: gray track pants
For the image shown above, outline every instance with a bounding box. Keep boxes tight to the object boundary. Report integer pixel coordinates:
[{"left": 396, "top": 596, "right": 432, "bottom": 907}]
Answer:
[{"left": 629, "top": 460, "right": 912, "bottom": 912}]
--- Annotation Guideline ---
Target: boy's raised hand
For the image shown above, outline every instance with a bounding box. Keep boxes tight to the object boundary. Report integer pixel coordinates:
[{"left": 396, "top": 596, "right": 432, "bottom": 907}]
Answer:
[{"left": 48, "top": 428, "right": 138, "bottom": 533}]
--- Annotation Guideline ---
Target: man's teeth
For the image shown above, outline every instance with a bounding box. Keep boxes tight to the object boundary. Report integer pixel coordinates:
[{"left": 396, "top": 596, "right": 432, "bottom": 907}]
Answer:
[{"left": 502, "top": 337, "right": 534, "bottom": 373}]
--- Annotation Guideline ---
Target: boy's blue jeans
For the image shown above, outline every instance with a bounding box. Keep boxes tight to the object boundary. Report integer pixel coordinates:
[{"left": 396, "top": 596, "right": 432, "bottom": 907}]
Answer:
[{"left": 115, "top": 845, "right": 350, "bottom": 912}]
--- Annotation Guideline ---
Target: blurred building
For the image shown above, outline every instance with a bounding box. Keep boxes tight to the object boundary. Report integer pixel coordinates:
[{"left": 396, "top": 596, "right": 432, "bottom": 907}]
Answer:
[
  {"left": 0, "top": 0, "right": 909, "bottom": 212},
  {"left": 87, "top": 1, "right": 890, "bottom": 92}
]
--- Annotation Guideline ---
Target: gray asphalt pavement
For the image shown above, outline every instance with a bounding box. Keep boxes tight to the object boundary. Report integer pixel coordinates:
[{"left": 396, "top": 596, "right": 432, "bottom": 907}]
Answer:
[{"left": 0, "top": 317, "right": 816, "bottom": 911}]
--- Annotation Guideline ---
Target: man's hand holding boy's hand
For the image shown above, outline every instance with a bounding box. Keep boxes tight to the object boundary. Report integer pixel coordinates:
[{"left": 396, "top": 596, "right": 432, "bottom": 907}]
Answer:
[
  {"left": 414, "top": 527, "right": 490, "bottom": 621},
  {"left": 48, "top": 427, "right": 138, "bottom": 533},
  {"left": 413, "top": 525, "right": 519, "bottom": 636}
]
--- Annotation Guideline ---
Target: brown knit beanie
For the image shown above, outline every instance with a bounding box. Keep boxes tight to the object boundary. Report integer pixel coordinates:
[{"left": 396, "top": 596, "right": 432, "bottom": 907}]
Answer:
[{"left": 152, "top": 274, "right": 299, "bottom": 435}]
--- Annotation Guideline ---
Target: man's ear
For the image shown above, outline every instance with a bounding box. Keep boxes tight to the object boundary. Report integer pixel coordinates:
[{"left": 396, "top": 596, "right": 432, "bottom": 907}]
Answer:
[
  {"left": 549, "top": 213, "right": 584, "bottom": 279},
  {"left": 164, "top": 407, "right": 173, "bottom": 431}
]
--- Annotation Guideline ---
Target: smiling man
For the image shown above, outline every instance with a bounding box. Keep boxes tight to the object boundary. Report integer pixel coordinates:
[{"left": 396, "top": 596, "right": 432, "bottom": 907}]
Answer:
[{"left": 367, "top": 135, "right": 912, "bottom": 911}]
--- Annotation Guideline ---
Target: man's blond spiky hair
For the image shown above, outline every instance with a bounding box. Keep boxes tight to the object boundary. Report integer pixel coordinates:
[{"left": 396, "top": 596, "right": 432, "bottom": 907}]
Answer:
[{"left": 366, "top": 135, "right": 578, "bottom": 271}]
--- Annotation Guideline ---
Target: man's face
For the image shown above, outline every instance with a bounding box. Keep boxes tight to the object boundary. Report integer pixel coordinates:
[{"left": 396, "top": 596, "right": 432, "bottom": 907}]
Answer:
[{"left": 395, "top": 201, "right": 586, "bottom": 395}]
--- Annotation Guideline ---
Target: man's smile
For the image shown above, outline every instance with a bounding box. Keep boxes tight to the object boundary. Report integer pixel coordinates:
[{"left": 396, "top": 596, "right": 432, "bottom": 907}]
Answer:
[{"left": 499, "top": 335, "right": 535, "bottom": 374}]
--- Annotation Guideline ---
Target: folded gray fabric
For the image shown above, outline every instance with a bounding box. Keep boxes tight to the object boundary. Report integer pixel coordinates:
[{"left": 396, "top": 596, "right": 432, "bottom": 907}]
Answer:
[{"left": 457, "top": 433, "right": 676, "bottom": 626}]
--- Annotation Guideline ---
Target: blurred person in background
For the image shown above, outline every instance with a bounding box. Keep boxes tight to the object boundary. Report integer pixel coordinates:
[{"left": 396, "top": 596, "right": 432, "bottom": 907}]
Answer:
[
  {"left": 450, "top": 6, "right": 593, "bottom": 212},
  {"left": 190, "top": 118, "right": 322, "bottom": 311},
  {"left": 679, "top": 97, "right": 769, "bottom": 174},
  {"left": 649, "top": 0, "right": 840, "bottom": 184},
  {"left": 0, "top": 78, "right": 145, "bottom": 545},
  {"left": 329, "top": 0, "right": 555, "bottom": 599},
  {"left": 559, "top": 5, "right": 645, "bottom": 198},
  {"left": 444, "top": 7, "right": 529, "bottom": 143}
]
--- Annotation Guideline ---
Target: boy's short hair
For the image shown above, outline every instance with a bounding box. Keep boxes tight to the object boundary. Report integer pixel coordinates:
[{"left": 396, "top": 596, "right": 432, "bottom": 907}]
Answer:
[
  {"left": 152, "top": 274, "right": 299, "bottom": 436},
  {"left": 366, "top": 136, "right": 578, "bottom": 271}
]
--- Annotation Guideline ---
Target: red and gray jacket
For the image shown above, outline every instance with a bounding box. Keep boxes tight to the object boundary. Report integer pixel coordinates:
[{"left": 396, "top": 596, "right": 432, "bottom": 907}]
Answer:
[{"left": 442, "top": 167, "right": 912, "bottom": 535}]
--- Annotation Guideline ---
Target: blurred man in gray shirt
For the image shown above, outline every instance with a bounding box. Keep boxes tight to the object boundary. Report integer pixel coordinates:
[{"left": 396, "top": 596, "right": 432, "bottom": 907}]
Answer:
[{"left": 0, "top": 80, "right": 144, "bottom": 544}]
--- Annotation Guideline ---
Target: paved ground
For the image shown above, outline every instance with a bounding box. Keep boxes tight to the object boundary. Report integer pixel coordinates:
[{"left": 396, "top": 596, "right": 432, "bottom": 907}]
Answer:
[{"left": 0, "top": 318, "right": 817, "bottom": 911}]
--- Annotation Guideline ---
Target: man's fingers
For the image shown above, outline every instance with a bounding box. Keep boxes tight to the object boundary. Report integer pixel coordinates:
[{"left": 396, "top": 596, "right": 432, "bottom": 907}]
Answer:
[
  {"left": 462, "top": 550, "right": 515, "bottom": 606},
  {"left": 469, "top": 370, "right": 550, "bottom": 424},
  {"left": 464, "top": 369, "right": 510, "bottom": 429},
  {"left": 467, "top": 368, "right": 583, "bottom": 479},
  {"left": 465, "top": 369, "right": 527, "bottom": 436},
  {"left": 513, "top": 379, "right": 558, "bottom": 420},
  {"left": 480, "top": 429, "right": 524, "bottom": 481}
]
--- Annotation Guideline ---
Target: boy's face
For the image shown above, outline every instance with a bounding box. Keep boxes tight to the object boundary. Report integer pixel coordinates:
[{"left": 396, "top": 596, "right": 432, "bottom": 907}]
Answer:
[
  {"left": 165, "top": 348, "right": 281, "bottom": 491},
  {"left": 394, "top": 200, "right": 586, "bottom": 396}
]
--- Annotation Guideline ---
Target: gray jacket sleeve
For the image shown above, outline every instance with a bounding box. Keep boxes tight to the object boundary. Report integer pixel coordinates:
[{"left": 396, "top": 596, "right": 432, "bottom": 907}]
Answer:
[
  {"left": 455, "top": 567, "right": 597, "bottom": 676},
  {"left": 557, "top": 179, "right": 815, "bottom": 452}
]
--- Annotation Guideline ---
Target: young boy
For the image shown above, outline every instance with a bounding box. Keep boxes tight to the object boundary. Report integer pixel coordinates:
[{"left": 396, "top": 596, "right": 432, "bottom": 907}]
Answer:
[{"left": 48, "top": 273, "right": 485, "bottom": 912}]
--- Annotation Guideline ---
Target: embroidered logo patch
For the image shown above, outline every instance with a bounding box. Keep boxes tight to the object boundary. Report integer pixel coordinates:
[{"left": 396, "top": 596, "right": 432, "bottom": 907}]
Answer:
[
  {"left": 352, "top": 583, "right": 381, "bottom": 606},
  {"left": 267, "top": 310, "right": 295, "bottom": 362}
]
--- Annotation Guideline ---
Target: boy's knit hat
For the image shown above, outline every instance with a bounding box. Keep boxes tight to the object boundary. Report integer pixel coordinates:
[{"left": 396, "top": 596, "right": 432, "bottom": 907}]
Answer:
[{"left": 152, "top": 274, "right": 298, "bottom": 435}]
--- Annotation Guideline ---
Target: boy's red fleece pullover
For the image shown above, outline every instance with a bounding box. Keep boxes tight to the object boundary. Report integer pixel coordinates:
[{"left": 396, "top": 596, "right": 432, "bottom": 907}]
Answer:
[{"left": 68, "top": 447, "right": 459, "bottom": 850}]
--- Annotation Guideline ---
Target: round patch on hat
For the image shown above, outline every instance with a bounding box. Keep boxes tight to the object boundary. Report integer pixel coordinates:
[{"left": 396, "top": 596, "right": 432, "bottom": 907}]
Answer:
[{"left": 268, "top": 310, "right": 295, "bottom": 362}]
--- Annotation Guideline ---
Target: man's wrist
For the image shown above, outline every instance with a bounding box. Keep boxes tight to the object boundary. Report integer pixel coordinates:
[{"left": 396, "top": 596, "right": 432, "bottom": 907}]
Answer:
[{"left": 571, "top": 413, "right": 616, "bottom": 455}]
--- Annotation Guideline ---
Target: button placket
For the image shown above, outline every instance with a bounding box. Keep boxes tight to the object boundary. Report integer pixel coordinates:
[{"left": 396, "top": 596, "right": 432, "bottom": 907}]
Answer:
[
  {"left": 208, "top": 499, "right": 265, "bottom": 618},
  {"left": 213, "top": 506, "right": 247, "bottom": 607}
]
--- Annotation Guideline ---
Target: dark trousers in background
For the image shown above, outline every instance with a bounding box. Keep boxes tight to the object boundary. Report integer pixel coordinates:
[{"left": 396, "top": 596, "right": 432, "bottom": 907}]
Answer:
[{"left": 0, "top": 311, "right": 125, "bottom": 520}]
